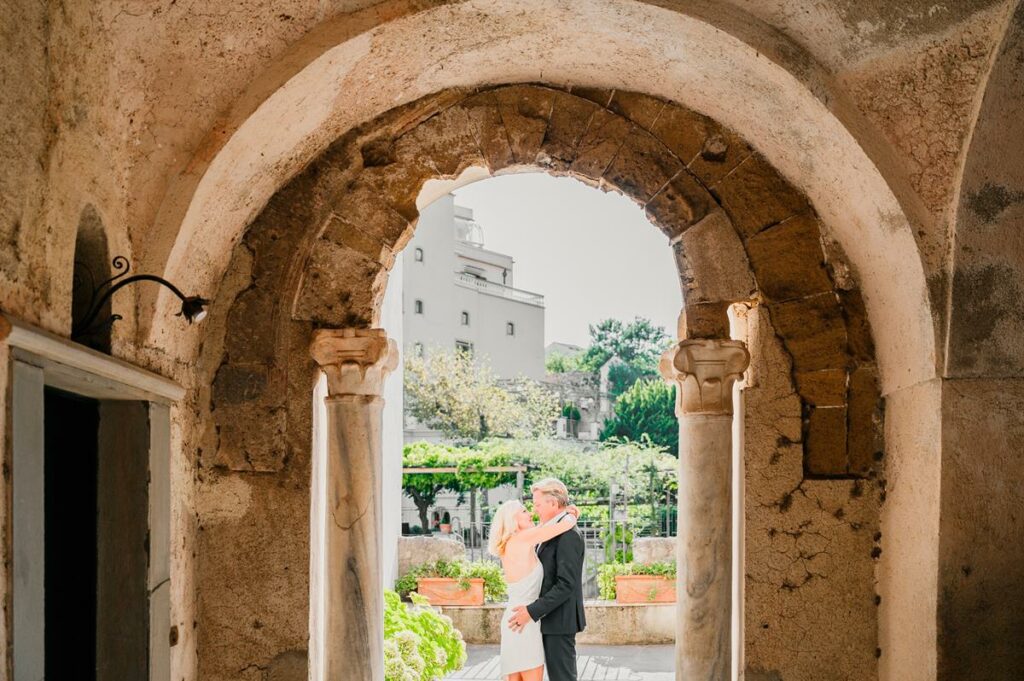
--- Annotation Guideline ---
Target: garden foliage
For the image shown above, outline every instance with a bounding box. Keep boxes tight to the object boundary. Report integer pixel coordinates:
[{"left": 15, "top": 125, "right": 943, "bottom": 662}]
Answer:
[
  {"left": 600, "top": 378, "right": 678, "bottom": 454},
  {"left": 404, "top": 348, "right": 558, "bottom": 443},
  {"left": 384, "top": 590, "right": 466, "bottom": 680},
  {"left": 395, "top": 559, "right": 508, "bottom": 603},
  {"left": 402, "top": 439, "right": 677, "bottom": 533}
]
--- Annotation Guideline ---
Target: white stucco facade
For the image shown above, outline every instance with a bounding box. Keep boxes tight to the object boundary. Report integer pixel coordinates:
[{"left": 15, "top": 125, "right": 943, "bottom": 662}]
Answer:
[{"left": 403, "top": 195, "right": 545, "bottom": 383}]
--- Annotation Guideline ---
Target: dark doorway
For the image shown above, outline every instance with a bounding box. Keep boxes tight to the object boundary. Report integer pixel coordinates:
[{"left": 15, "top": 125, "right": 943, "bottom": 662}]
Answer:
[
  {"left": 44, "top": 387, "right": 99, "bottom": 679},
  {"left": 43, "top": 388, "right": 151, "bottom": 680}
]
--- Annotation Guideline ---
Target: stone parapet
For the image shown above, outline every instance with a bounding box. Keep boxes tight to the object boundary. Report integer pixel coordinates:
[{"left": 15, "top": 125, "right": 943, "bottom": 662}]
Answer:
[
  {"left": 633, "top": 537, "right": 677, "bottom": 565},
  {"left": 397, "top": 536, "right": 466, "bottom": 578},
  {"left": 439, "top": 601, "right": 674, "bottom": 645}
]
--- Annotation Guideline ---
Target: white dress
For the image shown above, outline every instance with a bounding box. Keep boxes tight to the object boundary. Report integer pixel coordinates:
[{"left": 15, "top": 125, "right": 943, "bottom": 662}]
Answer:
[{"left": 500, "top": 561, "right": 546, "bottom": 676}]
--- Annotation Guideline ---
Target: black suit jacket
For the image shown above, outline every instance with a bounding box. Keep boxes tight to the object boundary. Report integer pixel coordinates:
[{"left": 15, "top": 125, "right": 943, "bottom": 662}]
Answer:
[{"left": 525, "top": 525, "right": 586, "bottom": 635}]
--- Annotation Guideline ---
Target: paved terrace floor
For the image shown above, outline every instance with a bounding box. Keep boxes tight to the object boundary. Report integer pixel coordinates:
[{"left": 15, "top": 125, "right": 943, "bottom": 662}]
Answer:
[{"left": 445, "top": 644, "right": 675, "bottom": 680}]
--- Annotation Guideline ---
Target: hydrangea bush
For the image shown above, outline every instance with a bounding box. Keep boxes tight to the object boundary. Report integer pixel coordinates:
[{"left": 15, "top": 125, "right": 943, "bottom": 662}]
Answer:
[{"left": 384, "top": 590, "right": 466, "bottom": 680}]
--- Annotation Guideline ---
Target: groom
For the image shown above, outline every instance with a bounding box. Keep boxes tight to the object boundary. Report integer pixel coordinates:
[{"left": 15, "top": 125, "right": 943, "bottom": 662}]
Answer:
[{"left": 508, "top": 477, "right": 586, "bottom": 680}]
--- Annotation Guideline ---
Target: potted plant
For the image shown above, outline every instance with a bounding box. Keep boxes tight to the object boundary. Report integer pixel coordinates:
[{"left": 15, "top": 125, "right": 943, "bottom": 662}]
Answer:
[
  {"left": 439, "top": 510, "right": 452, "bottom": 534},
  {"left": 396, "top": 559, "right": 507, "bottom": 607},
  {"left": 597, "top": 561, "right": 676, "bottom": 603}
]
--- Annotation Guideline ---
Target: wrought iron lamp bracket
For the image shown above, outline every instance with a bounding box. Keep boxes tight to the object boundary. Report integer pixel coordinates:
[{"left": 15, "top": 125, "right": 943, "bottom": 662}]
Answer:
[{"left": 71, "top": 256, "right": 208, "bottom": 341}]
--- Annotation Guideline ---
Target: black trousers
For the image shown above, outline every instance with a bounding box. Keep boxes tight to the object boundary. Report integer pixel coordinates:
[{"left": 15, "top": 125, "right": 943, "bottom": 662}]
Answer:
[{"left": 542, "top": 634, "right": 578, "bottom": 681}]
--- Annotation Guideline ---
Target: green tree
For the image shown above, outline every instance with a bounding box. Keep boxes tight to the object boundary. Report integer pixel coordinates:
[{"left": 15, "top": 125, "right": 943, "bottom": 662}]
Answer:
[
  {"left": 402, "top": 442, "right": 521, "bottom": 531},
  {"left": 402, "top": 442, "right": 463, "bottom": 532},
  {"left": 404, "top": 348, "right": 559, "bottom": 443},
  {"left": 605, "top": 361, "right": 649, "bottom": 399},
  {"left": 576, "top": 318, "right": 672, "bottom": 374},
  {"left": 600, "top": 378, "right": 678, "bottom": 454},
  {"left": 475, "top": 438, "right": 676, "bottom": 504},
  {"left": 545, "top": 352, "right": 579, "bottom": 373}
]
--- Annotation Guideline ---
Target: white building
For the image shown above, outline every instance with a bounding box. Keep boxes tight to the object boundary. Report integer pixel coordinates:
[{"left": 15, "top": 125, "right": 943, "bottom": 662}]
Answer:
[
  {"left": 403, "top": 194, "right": 546, "bottom": 381},
  {"left": 400, "top": 194, "right": 546, "bottom": 528}
]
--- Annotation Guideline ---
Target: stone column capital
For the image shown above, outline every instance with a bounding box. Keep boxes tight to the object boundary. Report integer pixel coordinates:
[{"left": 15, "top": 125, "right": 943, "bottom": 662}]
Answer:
[
  {"left": 660, "top": 338, "right": 749, "bottom": 415},
  {"left": 310, "top": 327, "right": 398, "bottom": 397}
]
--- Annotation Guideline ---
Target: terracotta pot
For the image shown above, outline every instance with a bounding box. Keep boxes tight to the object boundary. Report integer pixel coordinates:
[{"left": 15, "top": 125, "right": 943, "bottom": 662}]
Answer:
[
  {"left": 416, "top": 577, "right": 485, "bottom": 606},
  {"left": 615, "top": 575, "right": 675, "bottom": 603},
  {"left": 439, "top": 523, "right": 452, "bottom": 534}
]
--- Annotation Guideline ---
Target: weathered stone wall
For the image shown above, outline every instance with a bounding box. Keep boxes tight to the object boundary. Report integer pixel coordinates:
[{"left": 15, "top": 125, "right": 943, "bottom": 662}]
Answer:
[
  {"left": 441, "top": 601, "right": 675, "bottom": 645},
  {"left": 397, "top": 536, "right": 466, "bottom": 578},
  {"left": 937, "top": 379, "right": 1024, "bottom": 679},
  {"left": 274, "top": 84, "right": 882, "bottom": 479},
  {"left": 542, "top": 371, "right": 604, "bottom": 438},
  {"left": 190, "top": 237, "right": 317, "bottom": 679},
  {"left": 1, "top": 3, "right": 1022, "bottom": 681},
  {"left": 0, "top": 0, "right": 52, "bottom": 326},
  {"left": 204, "top": 83, "right": 884, "bottom": 680},
  {"left": 936, "top": 6, "right": 1024, "bottom": 679},
  {"left": 838, "top": 3, "right": 1012, "bottom": 346},
  {"left": 633, "top": 537, "right": 676, "bottom": 564},
  {"left": 947, "top": 3, "right": 1024, "bottom": 379},
  {"left": 743, "top": 306, "right": 881, "bottom": 681}
]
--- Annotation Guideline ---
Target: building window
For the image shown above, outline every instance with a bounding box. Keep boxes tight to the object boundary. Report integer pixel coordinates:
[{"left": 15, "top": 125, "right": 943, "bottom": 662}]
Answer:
[
  {"left": 455, "top": 340, "right": 473, "bottom": 356},
  {"left": 414, "top": 247, "right": 424, "bottom": 262},
  {"left": 461, "top": 311, "right": 470, "bottom": 326},
  {"left": 506, "top": 322, "right": 515, "bottom": 336},
  {"left": 412, "top": 342, "right": 424, "bottom": 357},
  {"left": 414, "top": 299, "right": 424, "bottom": 314}
]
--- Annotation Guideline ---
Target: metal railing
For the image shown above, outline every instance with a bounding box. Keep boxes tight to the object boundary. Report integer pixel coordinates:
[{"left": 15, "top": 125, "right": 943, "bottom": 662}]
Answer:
[{"left": 453, "top": 272, "right": 545, "bottom": 307}]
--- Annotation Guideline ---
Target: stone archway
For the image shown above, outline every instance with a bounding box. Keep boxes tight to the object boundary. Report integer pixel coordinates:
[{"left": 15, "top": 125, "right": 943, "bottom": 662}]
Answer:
[
  {"left": 195, "top": 84, "right": 885, "bottom": 680},
  {"left": 934, "top": 4, "right": 1024, "bottom": 678}
]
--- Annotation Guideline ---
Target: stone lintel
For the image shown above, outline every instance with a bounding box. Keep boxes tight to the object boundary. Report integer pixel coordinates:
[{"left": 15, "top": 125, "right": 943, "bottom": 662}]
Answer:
[
  {"left": 310, "top": 327, "right": 398, "bottom": 396},
  {"left": 660, "top": 338, "right": 749, "bottom": 415}
]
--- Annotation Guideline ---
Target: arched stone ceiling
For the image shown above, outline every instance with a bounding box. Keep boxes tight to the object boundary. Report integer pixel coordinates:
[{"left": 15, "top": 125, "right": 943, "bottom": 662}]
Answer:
[
  {"left": 144, "top": 0, "right": 936, "bottom": 398},
  {"left": 947, "top": 2, "right": 1024, "bottom": 378},
  {"left": 208, "top": 84, "right": 882, "bottom": 481}
]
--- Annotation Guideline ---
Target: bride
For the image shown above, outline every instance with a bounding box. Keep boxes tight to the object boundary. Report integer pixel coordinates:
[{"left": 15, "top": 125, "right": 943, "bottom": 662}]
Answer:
[{"left": 487, "top": 498, "right": 578, "bottom": 681}]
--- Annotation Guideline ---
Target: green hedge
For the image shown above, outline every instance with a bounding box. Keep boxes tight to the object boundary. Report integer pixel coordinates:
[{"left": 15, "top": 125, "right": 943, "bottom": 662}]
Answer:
[{"left": 596, "top": 561, "right": 676, "bottom": 600}]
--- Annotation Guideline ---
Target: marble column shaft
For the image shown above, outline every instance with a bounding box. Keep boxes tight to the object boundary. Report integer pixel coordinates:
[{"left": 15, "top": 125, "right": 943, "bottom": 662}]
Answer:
[
  {"left": 660, "top": 338, "right": 749, "bottom": 681},
  {"left": 311, "top": 328, "right": 398, "bottom": 681}
]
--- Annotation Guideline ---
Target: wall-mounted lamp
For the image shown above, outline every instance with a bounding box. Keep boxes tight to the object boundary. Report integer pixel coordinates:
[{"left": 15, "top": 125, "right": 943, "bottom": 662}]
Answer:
[{"left": 72, "top": 256, "right": 209, "bottom": 341}]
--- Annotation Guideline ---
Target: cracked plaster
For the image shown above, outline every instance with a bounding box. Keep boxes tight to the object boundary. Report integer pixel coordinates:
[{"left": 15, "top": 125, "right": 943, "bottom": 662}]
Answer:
[{"left": 743, "top": 305, "right": 881, "bottom": 681}]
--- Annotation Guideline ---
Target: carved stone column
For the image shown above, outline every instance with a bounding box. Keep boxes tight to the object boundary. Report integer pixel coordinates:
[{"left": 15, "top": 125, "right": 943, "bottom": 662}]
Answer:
[
  {"left": 310, "top": 328, "right": 398, "bottom": 681},
  {"left": 660, "top": 338, "right": 749, "bottom": 681}
]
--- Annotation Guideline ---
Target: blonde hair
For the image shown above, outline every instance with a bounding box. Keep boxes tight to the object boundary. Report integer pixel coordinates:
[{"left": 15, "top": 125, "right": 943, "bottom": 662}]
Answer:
[
  {"left": 530, "top": 477, "right": 570, "bottom": 507},
  {"left": 487, "top": 499, "right": 525, "bottom": 557}
]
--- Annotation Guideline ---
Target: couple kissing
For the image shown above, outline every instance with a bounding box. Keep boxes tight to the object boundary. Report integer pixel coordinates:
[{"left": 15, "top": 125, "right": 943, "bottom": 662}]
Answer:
[{"left": 487, "top": 478, "right": 586, "bottom": 681}]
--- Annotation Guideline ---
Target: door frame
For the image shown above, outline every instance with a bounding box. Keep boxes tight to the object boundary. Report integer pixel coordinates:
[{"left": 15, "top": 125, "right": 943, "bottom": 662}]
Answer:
[{"left": 3, "top": 314, "right": 183, "bottom": 681}]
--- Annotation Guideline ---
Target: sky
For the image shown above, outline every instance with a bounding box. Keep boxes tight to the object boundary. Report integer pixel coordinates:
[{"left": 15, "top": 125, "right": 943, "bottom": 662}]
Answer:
[{"left": 450, "top": 174, "right": 681, "bottom": 348}]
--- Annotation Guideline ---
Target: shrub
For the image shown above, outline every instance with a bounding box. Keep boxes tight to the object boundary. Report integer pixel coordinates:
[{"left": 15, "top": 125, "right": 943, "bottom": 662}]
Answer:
[
  {"left": 596, "top": 561, "right": 676, "bottom": 600},
  {"left": 384, "top": 590, "right": 466, "bottom": 680},
  {"left": 600, "top": 378, "right": 678, "bottom": 454},
  {"left": 600, "top": 523, "right": 634, "bottom": 563},
  {"left": 597, "top": 562, "right": 632, "bottom": 600},
  {"left": 395, "top": 559, "right": 508, "bottom": 603},
  {"left": 561, "top": 403, "right": 581, "bottom": 420},
  {"left": 546, "top": 352, "right": 579, "bottom": 373}
]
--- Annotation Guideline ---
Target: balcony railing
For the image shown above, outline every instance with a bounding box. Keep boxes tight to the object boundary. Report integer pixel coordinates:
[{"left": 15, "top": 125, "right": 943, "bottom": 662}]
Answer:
[{"left": 454, "top": 272, "right": 545, "bottom": 307}]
